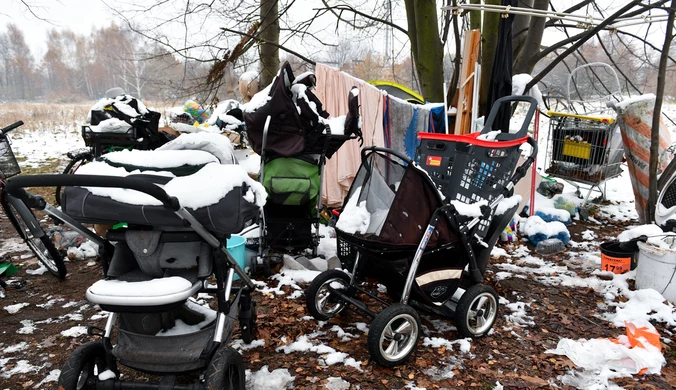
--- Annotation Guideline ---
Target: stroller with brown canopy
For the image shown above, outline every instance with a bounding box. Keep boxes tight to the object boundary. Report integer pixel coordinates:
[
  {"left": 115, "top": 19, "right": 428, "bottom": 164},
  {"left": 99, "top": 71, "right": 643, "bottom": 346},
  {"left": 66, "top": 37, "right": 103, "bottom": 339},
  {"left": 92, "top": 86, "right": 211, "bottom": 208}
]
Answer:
[{"left": 305, "top": 96, "right": 538, "bottom": 366}]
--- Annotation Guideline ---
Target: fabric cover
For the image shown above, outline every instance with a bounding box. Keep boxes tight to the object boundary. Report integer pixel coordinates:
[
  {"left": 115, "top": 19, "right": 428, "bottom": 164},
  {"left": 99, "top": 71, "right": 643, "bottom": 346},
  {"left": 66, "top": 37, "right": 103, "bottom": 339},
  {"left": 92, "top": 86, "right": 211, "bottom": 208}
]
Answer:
[
  {"left": 100, "top": 149, "right": 218, "bottom": 176},
  {"left": 62, "top": 183, "right": 258, "bottom": 234},
  {"left": 263, "top": 157, "right": 320, "bottom": 207}
]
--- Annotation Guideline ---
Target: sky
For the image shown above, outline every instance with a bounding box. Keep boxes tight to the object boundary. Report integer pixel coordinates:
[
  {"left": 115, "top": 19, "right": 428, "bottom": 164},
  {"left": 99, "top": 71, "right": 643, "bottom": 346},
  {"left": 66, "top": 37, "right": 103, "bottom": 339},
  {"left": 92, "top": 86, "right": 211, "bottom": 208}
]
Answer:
[{"left": 1, "top": 0, "right": 672, "bottom": 65}]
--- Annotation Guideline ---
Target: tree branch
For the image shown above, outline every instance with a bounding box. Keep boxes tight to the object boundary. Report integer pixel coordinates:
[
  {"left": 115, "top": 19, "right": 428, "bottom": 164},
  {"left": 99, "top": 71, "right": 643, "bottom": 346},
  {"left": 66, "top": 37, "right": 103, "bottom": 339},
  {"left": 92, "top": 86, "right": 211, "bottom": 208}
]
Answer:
[
  {"left": 313, "top": 4, "right": 408, "bottom": 35},
  {"left": 219, "top": 27, "right": 316, "bottom": 65}
]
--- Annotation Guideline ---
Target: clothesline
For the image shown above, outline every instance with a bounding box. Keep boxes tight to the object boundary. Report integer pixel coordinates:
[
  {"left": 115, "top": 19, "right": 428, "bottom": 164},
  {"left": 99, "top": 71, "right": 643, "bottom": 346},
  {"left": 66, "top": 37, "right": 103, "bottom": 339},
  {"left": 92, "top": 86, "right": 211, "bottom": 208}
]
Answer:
[{"left": 442, "top": 3, "right": 669, "bottom": 30}]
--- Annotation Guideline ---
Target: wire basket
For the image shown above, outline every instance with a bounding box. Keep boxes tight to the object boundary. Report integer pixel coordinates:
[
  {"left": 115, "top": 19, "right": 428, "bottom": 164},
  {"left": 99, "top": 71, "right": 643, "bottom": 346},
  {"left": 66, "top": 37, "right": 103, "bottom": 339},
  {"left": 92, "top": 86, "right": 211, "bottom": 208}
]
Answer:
[
  {"left": 0, "top": 137, "right": 21, "bottom": 179},
  {"left": 81, "top": 125, "right": 141, "bottom": 157}
]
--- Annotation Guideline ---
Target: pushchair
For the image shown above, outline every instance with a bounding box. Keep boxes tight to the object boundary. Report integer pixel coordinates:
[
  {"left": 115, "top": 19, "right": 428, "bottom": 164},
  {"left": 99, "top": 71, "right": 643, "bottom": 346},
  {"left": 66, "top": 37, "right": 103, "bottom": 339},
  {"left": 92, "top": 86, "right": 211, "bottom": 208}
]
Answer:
[
  {"left": 6, "top": 151, "right": 264, "bottom": 389},
  {"left": 305, "top": 96, "right": 538, "bottom": 366},
  {"left": 244, "top": 62, "right": 361, "bottom": 270}
]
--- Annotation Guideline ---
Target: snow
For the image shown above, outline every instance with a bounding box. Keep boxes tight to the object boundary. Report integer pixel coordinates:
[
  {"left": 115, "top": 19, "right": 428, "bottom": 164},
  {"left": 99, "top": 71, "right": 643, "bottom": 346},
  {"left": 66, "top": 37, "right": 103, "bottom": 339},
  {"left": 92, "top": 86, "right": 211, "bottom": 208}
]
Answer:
[
  {"left": 157, "top": 299, "right": 217, "bottom": 336},
  {"left": 90, "top": 94, "right": 148, "bottom": 118},
  {"left": 16, "top": 319, "right": 37, "bottom": 334},
  {"left": 246, "top": 365, "right": 295, "bottom": 390},
  {"left": 207, "top": 99, "right": 240, "bottom": 126},
  {"left": 500, "top": 298, "right": 535, "bottom": 327},
  {"left": 89, "top": 276, "right": 192, "bottom": 297},
  {"left": 3, "top": 342, "right": 29, "bottom": 354},
  {"left": 335, "top": 188, "right": 370, "bottom": 234},
  {"left": 1, "top": 359, "right": 41, "bottom": 378},
  {"left": 102, "top": 149, "right": 219, "bottom": 169},
  {"left": 618, "top": 224, "right": 664, "bottom": 242},
  {"left": 495, "top": 194, "right": 522, "bottom": 216},
  {"left": 231, "top": 338, "right": 265, "bottom": 350},
  {"left": 233, "top": 149, "right": 261, "bottom": 175},
  {"left": 4, "top": 302, "right": 29, "bottom": 314},
  {"left": 60, "top": 325, "right": 88, "bottom": 337},
  {"left": 512, "top": 74, "right": 545, "bottom": 108},
  {"left": 613, "top": 93, "right": 656, "bottom": 110},
  {"left": 322, "top": 115, "right": 346, "bottom": 135},
  {"left": 98, "top": 370, "right": 116, "bottom": 381},
  {"left": 477, "top": 130, "right": 501, "bottom": 141},
  {"left": 37, "top": 369, "right": 60, "bottom": 387},
  {"left": 240, "top": 70, "right": 259, "bottom": 83},
  {"left": 422, "top": 337, "right": 472, "bottom": 353},
  {"left": 325, "top": 377, "right": 351, "bottom": 390},
  {"left": 75, "top": 161, "right": 267, "bottom": 209},
  {"left": 275, "top": 334, "right": 362, "bottom": 370},
  {"left": 89, "top": 117, "right": 131, "bottom": 133},
  {"left": 317, "top": 224, "right": 337, "bottom": 259},
  {"left": 546, "top": 326, "right": 665, "bottom": 387},
  {"left": 451, "top": 199, "right": 487, "bottom": 217},
  {"left": 241, "top": 80, "right": 274, "bottom": 113},
  {"left": 581, "top": 230, "right": 597, "bottom": 241},
  {"left": 536, "top": 207, "right": 572, "bottom": 224},
  {"left": 158, "top": 132, "right": 236, "bottom": 165},
  {"left": 293, "top": 71, "right": 314, "bottom": 85},
  {"left": 0, "top": 237, "right": 29, "bottom": 255},
  {"left": 520, "top": 215, "right": 570, "bottom": 244}
]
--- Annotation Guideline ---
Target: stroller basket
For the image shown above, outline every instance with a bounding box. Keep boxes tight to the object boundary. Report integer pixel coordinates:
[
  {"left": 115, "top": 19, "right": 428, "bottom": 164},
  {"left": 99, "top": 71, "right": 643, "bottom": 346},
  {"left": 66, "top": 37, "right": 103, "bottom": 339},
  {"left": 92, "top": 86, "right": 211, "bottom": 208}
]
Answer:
[
  {"left": 0, "top": 137, "right": 20, "bottom": 179},
  {"left": 416, "top": 132, "right": 527, "bottom": 237}
]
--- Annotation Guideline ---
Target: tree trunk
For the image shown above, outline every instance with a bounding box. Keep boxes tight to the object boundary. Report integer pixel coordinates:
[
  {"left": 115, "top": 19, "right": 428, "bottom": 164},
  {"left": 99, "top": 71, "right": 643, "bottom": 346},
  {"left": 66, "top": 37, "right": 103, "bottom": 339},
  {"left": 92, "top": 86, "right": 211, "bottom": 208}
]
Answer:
[
  {"left": 404, "top": 0, "right": 444, "bottom": 102},
  {"left": 513, "top": 0, "right": 548, "bottom": 74},
  {"left": 511, "top": 0, "right": 533, "bottom": 60},
  {"left": 479, "top": 0, "right": 500, "bottom": 116},
  {"left": 259, "top": 0, "right": 279, "bottom": 89},
  {"left": 647, "top": 0, "right": 675, "bottom": 221},
  {"left": 469, "top": 0, "right": 481, "bottom": 30}
]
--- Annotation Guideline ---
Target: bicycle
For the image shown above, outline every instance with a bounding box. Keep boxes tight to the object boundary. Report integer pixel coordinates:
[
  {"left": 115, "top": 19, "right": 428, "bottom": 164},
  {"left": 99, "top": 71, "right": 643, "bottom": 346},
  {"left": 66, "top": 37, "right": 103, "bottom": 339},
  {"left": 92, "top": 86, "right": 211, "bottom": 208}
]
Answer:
[
  {"left": 1, "top": 121, "right": 112, "bottom": 279},
  {"left": 0, "top": 120, "right": 67, "bottom": 278}
]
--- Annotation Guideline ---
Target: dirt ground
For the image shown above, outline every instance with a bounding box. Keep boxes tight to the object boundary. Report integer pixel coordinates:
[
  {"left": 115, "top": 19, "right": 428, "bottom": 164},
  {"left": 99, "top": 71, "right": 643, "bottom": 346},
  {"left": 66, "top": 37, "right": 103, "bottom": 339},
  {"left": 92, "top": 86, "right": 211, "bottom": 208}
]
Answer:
[{"left": 1, "top": 206, "right": 675, "bottom": 389}]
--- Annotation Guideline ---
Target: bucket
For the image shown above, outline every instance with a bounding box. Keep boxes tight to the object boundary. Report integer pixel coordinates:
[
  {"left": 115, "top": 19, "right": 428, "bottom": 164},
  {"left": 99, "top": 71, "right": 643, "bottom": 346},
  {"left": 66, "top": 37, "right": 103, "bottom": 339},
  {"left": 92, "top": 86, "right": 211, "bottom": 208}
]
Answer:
[
  {"left": 600, "top": 241, "right": 637, "bottom": 274},
  {"left": 636, "top": 238, "right": 676, "bottom": 302},
  {"left": 226, "top": 234, "right": 247, "bottom": 280}
]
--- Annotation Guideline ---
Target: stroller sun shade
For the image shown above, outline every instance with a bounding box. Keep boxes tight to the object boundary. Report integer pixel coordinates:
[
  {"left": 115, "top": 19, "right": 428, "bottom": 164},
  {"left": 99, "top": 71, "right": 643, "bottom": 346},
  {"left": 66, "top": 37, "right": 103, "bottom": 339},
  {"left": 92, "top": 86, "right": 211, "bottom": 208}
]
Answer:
[{"left": 336, "top": 149, "right": 457, "bottom": 249}]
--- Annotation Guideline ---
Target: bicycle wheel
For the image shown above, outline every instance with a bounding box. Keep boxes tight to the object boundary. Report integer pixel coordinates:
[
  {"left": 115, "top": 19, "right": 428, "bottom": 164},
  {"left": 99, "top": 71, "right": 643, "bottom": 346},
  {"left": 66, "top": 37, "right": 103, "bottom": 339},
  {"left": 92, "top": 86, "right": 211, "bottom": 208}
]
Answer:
[
  {"left": 1, "top": 197, "right": 67, "bottom": 279},
  {"left": 55, "top": 152, "right": 93, "bottom": 206}
]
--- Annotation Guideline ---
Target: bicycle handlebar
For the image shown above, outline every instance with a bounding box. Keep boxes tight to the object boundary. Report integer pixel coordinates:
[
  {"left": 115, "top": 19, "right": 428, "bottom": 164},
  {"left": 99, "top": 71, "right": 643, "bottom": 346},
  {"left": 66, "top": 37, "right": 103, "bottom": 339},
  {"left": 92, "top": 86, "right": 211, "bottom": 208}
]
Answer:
[
  {"left": 1, "top": 121, "right": 24, "bottom": 135},
  {"left": 6, "top": 174, "right": 181, "bottom": 211}
]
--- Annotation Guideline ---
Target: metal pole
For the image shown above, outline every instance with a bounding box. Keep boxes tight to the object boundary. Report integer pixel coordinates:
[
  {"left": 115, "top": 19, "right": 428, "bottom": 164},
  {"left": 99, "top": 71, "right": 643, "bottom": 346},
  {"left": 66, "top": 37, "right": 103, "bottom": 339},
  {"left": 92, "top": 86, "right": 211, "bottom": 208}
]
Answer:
[{"left": 529, "top": 110, "right": 540, "bottom": 215}]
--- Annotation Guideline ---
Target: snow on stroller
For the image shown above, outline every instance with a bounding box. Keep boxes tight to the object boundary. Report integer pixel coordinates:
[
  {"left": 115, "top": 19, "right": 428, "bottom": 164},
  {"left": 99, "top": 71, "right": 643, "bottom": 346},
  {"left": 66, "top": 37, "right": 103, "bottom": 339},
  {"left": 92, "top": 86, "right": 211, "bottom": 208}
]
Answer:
[
  {"left": 244, "top": 62, "right": 361, "bottom": 270},
  {"left": 305, "top": 96, "right": 538, "bottom": 366},
  {"left": 6, "top": 149, "right": 265, "bottom": 389}
]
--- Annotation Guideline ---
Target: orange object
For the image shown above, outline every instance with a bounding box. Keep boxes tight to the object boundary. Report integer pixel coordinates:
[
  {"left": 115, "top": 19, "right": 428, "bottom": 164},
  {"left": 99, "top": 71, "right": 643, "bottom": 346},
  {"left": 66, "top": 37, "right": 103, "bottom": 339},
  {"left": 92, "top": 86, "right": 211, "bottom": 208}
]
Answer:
[
  {"left": 601, "top": 253, "right": 633, "bottom": 274},
  {"left": 608, "top": 321, "right": 662, "bottom": 375},
  {"left": 426, "top": 156, "right": 442, "bottom": 167}
]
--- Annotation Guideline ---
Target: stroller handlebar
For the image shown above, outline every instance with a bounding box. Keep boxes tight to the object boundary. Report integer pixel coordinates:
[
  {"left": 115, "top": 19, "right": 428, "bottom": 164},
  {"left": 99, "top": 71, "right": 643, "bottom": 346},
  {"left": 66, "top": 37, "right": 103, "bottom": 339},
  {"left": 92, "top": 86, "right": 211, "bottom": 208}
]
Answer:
[
  {"left": 361, "top": 146, "right": 413, "bottom": 165},
  {"left": 5, "top": 174, "right": 181, "bottom": 211}
]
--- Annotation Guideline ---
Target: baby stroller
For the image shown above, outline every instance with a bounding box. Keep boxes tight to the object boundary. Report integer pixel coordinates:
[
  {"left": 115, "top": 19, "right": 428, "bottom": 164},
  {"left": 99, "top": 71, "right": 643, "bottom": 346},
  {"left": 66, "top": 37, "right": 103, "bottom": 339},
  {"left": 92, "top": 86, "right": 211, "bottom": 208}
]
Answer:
[
  {"left": 6, "top": 151, "right": 264, "bottom": 389},
  {"left": 305, "top": 96, "right": 538, "bottom": 366},
  {"left": 244, "top": 62, "right": 361, "bottom": 270}
]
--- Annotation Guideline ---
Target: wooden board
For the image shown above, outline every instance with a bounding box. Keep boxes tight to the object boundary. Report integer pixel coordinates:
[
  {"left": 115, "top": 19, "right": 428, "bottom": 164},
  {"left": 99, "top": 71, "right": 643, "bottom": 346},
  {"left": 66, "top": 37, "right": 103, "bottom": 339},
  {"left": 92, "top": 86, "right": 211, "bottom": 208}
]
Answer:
[{"left": 454, "top": 29, "right": 481, "bottom": 135}]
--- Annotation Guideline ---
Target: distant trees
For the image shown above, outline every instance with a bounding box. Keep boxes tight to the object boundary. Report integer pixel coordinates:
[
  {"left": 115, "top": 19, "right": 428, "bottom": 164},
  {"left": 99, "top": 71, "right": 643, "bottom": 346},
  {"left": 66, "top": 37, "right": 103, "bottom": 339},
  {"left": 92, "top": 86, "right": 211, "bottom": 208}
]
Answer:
[{"left": 0, "top": 23, "right": 189, "bottom": 102}]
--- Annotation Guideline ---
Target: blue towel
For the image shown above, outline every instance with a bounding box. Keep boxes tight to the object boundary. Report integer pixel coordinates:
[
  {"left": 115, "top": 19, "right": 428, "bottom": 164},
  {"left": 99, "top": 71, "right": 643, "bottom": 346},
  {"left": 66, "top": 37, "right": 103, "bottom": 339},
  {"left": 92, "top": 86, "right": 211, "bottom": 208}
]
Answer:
[
  {"left": 404, "top": 108, "right": 419, "bottom": 158},
  {"left": 535, "top": 210, "right": 572, "bottom": 225}
]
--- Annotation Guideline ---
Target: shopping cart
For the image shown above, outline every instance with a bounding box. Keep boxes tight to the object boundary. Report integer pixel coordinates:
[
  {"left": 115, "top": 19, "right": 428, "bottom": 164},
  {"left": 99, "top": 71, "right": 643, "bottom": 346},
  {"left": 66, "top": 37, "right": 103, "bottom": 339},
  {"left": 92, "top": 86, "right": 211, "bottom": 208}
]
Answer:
[{"left": 543, "top": 63, "right": 624, "bottom": 204}]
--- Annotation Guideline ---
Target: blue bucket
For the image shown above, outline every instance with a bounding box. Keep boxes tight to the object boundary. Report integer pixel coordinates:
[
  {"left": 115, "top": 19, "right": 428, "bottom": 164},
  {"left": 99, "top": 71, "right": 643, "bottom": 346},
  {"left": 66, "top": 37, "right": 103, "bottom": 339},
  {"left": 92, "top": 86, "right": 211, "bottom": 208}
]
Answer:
[{"left": 226, "top": 234, "right": 247, "bottom": 280}]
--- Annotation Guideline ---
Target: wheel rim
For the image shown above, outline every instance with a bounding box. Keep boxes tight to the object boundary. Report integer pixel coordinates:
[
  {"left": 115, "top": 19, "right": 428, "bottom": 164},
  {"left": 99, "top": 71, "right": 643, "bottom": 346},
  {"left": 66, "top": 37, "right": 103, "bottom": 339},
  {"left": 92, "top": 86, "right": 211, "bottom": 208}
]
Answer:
[
  {"left": 314, "top": 277, "right": 348, "bottom": 316},
  {"left": 378, "top": 314, "right": 419, "bottom": 362},
  {"left": 76, "top": 360, "right": 98, "bottom": 390},
  {"left": 9, "top": 204, "right": 59, "bottom": 273},
  {"left": 465, "top": 292, "right": 497, "bottom": 335}
]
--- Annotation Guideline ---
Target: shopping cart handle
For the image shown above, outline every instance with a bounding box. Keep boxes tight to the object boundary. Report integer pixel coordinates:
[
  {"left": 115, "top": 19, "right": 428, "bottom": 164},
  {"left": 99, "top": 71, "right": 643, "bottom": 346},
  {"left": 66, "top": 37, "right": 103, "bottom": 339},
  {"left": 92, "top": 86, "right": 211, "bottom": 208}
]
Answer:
[
  {"left": 481, "top": 95, "right": 538, "bottom": 140},
  {"left": 1, "top": 121, "right": 24, "bottom": 135}
]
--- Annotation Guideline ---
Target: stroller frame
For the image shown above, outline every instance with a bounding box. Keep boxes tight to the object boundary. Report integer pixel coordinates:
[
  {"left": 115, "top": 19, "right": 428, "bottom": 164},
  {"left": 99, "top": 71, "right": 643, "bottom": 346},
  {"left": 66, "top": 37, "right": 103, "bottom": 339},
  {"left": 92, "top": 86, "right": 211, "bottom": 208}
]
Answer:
[
  {"left": 6, "top": 174, "right": 257, "bottom": 390},
  {"left": 306, "top": 96, "right": 538, "bottom": 367}
]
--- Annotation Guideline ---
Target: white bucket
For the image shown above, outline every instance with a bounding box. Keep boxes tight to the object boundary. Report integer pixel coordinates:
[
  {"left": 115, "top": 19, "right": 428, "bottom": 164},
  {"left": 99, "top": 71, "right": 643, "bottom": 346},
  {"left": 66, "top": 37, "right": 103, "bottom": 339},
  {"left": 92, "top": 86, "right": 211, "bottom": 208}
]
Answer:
[{"left": 636, "top": 238, "right": 676, "bottom": 302}]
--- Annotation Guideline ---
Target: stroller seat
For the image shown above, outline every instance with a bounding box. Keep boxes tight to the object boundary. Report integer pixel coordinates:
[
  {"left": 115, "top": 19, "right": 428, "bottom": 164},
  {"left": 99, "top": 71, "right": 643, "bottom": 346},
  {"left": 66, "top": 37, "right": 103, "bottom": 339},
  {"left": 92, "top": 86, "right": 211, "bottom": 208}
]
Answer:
[{"left": 87, "top": 276, "right": 202, "bottom": 308}]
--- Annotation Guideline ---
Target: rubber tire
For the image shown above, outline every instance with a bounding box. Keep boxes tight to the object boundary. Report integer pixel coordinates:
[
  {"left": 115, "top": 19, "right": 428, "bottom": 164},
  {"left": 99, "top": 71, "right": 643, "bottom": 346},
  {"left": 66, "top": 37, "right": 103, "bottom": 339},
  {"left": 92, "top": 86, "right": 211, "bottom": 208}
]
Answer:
[
  {"left": 55, "top": 153, "right": 92, "bottom": 206},
  {"left": 658, "top": 155, "right": 676, "bottom": 193},
  {"left": 57, "top": 341, "right": 108, "bottom": 390},
  {"left": 305, "top": 269, "right": 351, "bottom": 321},
  {"left": 2, "top": 199, "right": 67, "bottom": 279},
  {"left": 367, "top": 303, "right": 421, "bottom": 367},
  {"left": 454, "top": 284, "right": 499, "bottom": 338},
  {"left": 204, "top": 347, "right": 245, "bottom": 390},
  {"left": 240, "top": 300, "right": 257, "bottom": 344}
]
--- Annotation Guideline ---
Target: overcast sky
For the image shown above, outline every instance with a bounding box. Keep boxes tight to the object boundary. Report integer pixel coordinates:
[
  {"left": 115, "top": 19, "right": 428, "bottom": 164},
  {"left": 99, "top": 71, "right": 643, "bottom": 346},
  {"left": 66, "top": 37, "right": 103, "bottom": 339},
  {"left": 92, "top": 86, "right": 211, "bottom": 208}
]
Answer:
[{"left": 1, "top": 0, "right": 672, "bottom": 63}]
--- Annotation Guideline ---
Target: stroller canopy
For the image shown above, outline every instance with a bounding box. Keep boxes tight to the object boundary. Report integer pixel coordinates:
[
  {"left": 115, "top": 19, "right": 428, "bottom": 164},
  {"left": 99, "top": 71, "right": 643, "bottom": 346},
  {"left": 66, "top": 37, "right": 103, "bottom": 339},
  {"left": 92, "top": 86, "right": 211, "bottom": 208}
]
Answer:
[{"left": 336, "top": 148, "right": 456, "bottom": 249}]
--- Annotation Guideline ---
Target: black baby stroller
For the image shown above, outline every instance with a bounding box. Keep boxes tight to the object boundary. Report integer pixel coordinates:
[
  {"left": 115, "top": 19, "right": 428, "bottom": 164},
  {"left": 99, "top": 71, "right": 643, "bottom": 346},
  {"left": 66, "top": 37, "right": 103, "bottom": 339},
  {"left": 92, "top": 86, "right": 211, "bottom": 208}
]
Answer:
[
  {"left": 305, "top": 96, "right": 538, "bottom": 366},
  {"left": 6, "top": 154, "right": 264, "bottom": 389},
  {"left": 244, "top": 62, "right": 361, "bottom": 270}
]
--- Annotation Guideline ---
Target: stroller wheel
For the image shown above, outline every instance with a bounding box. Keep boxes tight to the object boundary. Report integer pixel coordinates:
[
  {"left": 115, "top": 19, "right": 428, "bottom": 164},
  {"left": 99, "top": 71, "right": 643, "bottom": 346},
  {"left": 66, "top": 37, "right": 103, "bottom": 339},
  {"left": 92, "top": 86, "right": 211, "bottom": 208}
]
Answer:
[
  {"left": 57, "top": 341, "right": 110, "bottom": 390},
  {"left": 204, "top": 347, "right": 245, "bottom": 390},
  {"left": 368, "top": 303, "right": 420, "bottom": 367},
  {"left": 306, "top": 269, "right": 351, "bottom": 321},
  {"left": 240, "top": 300, "right": 258, "bottom": 344},
  {"left": 455, "top": 284, "right": 499, "bottom": 338}
]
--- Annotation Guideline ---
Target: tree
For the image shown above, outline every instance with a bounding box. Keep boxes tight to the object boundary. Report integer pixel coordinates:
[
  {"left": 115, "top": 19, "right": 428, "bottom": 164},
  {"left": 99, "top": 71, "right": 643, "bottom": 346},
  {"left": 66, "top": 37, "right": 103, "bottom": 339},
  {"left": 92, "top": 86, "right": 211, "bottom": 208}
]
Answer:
[{"left": 259, "top": 0, "right": 280, "bottom": 89}]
